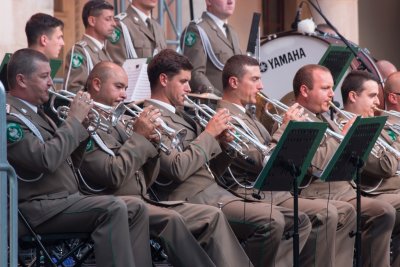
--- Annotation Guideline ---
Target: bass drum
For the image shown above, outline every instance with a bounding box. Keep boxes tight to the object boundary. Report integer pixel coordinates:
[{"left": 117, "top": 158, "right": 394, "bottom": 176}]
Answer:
[{"left": 258, "top": 31, "right": 384, "bottom": 109}]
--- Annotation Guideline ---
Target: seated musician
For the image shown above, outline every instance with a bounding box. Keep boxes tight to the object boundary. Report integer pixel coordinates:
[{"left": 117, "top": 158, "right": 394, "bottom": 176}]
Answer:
[
  {"left": 384, "top": 71, "right": 400, "bottom": 112},
  {"left": 146, "top": 48, "right": 312, "bottom": 267},
  {"left": 6, "top": 48, "right": 151, "bottom": 267},
  {"left": 294, "top": 64, "right": 396, "bottom": 267},
  {"left": 217, "top": 54, "right": 356, "bottom": 267},
  {"left": 75, "top": 61, "right": 249, "bottom": 267},
  {"left": 340, "top": 70, "right": 400, "bottom": 266}
]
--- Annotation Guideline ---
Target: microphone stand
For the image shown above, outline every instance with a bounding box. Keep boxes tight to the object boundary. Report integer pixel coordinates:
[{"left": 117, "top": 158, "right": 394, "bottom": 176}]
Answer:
[{"left": 307, "top": 0, "right": 375, "bottom": 75}]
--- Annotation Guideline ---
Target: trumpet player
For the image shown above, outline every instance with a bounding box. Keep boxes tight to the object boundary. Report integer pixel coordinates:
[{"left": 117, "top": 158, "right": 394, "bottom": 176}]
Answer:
[
  {"left": 218, "top": 54, "right": 356, "bottom": 267},
  {"left": 77, "top": 61, "right": 249, "bottom": 267},
  {"left": 295, "top": 64, "right": 395, "bottom": 267},
  {"left": 341, "top": 70, "right": 400, "bottom": 266},
  {"left": 384, "top": 71, "right": 400, "bottom": 112},
  {"left": 6, "top": 49, "right": 152, "bottom": 267},
  {"left": 147, "top": 49, "right": 312, "bottom": 267}
]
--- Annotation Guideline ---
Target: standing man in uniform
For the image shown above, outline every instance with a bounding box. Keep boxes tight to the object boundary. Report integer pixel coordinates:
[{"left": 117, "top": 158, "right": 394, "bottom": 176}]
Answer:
[
  {"left": 64, "top": 0, "right": 116, "bottom": 93},
  {"left": 181, "top": 0, "right": 241, "bottom": 96},
  {"left": 6, "top": 48, "right": 152, "bottom": 267},
  {"left": 78, "top": 61, "right": 252, "bottom": 267},
  {"left": 147, "top": 49, "right": 312, "bottom": 267},
  {"left": 294, "top": 64, "right": 396, "bottom": 267},
  {"left": 217, "top": 55, "right": 356, "bottom": 267},
  {"left": 25, "top": 13, "right": 65, "bottom": 59},
  {"left": 107, "top": 0, "right": 167, "bottom": 65},
  {"left": 340, "top": 70, "right": 400, "bottom": 266}
]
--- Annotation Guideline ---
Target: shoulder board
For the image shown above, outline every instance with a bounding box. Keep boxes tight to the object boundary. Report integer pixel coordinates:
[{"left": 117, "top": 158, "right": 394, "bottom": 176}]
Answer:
[
  {"left": 76, "top": 40, "right": 87, "bottom": 48},
  {"left": 115, "top": 12, "right": 127, "bottom": 21},
  {"left": 6, "top": 103, "right": 10, "bottom": 114},
  {"left": 193, "top": 18, "right": 203, "bottom": 25}
]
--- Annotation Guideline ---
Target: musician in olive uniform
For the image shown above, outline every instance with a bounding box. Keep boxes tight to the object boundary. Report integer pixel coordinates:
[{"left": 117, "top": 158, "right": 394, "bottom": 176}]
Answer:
[
  {"left": 107, "top": 0, "right": 167, "bottom": 65},
  {"left": 64, "top": 0, "right": 115, "bottom": 93},
  {"left": 25, "top": 13, "right": 64, "bottom": 59},
  {"left": 295, "top": 64, "right": 396, "bottom": 267},
  {"left": 77, "top": 61, "right": 251, "bottom": 267},
  {"left": 340, "top": 70, "right": 400, "bottom": 266},
  {"left": 148, "top": 49, "right": 312, "bottom": 267},
  {"left": 181, "top": 0, "right": 241, "bottom": 96},
  {"left": 217, "top": 55, "right": 356, "bottom": 267},
  {"left": 6, "top": 48, "right": 152, "bottom": 267},
  {"left": 384, "top": 71, "right": 400, "bottom": 112}
]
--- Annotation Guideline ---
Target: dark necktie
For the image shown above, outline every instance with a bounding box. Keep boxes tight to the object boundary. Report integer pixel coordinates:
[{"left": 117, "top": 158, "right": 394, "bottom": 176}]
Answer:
[
  {"left": 223, "top": 23, "right": 232, "bottom": 44},
  {"left": 146, "top": 18, "right": 154, "bottom": 35}
]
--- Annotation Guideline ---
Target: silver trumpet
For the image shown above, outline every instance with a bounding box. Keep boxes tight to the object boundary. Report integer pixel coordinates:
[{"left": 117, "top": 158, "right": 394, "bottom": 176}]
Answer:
[
  {"left": 374, "top": 107, "right": 400, "bottom": 136},
  {"left": 121, "top": 103, "right": 187, "bottom": 155},
  {"left": 328, "top": 101, "right": 400, "bottom": 159},
  {"left": 48, "top": 89, "right": 126, "bottom": 133},
  {"left": 184, "top": 95, "right": 271, "bottom": 158},
  {"left": 257, "top": 92, "right": 344, "bottom": 141}
]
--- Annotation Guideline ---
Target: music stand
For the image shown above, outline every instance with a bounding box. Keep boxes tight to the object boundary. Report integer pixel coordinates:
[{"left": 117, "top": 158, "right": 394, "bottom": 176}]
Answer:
[
  {"left": 254, "top": 121, "right": 327, "bottom": 267},
  {"left": 316, "top": 116, "right": 386, "bottom": 267}
]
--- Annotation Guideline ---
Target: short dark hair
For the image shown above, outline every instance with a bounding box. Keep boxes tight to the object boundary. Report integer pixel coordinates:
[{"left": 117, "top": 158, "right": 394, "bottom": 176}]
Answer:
[
  {"left": 7, "top": 49, "right": 49, "bottom": 90},
  {"left": 341, "top": 70, "right": 379, "bottom": 104},
  {"left": 25, "top": 13, "right": 64, "bottom": 47},
  {"left": 222, "top": 55, "right": 259, "bottom": 89},
  {"left": 293, "top": 64, "right": 330, "bottom": 98},
  {"left": 147, "top": 49, "right": 193, "bottom": 89},
  {"left": 82, "top": 0, "right": 114, "bottom": 28}
]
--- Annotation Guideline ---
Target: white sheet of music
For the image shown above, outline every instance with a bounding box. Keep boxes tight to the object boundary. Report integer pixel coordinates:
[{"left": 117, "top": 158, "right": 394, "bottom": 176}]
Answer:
[{"left": 122, "top": 58, "right": 151, "bottom": 103}]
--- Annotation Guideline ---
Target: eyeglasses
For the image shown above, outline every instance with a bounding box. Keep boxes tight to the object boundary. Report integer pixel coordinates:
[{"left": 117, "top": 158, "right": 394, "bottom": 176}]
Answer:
[{"left": 390, "top": 92, "right": 400, "bottom": 96}]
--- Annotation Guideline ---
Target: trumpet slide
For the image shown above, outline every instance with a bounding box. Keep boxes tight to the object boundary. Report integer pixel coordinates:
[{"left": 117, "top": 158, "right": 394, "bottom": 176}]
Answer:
[
  {"left": 48, "top": 89, "right": 126, "bottom": 132},
  {"left": 121, "top": 103, "right": 187, "bottom": 155}
]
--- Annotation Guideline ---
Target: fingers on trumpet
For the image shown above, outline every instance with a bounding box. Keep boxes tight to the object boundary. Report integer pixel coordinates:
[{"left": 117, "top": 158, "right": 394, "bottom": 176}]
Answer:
[
  {"left": 133, "top": 105, "right": 161, "bottom": 140},
  {"left": 69, "top": 91, "right": 94, "bottom": 122},
  {"left": 205, "top": 108, "right": 232, "bottom": 137},
  {"left": 282, "top": 103, "right": 308, "bottom": 123}
]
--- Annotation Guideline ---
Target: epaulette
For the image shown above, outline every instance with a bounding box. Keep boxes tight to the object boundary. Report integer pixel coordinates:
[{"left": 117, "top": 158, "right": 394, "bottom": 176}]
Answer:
[
  {"left": 115, "top": 12, "right": 127, "bottom": 21},
  {"left": 193, "top": 18, "right": 203, "bottom": 25},
  {"left": 76, "top": 40, "right": 88, "bottom": 48},
  {"left": 6, "top": 103, "right": 10, "bottom": 114}
]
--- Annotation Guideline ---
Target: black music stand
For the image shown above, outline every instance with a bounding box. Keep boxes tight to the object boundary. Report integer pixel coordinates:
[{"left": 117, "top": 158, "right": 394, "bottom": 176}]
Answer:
[
  {"left": 254, "top": 121, "right": 327, "bottom": 267},
  {"left": 317, "top": 116, "right": 386, "bottom": 267}
]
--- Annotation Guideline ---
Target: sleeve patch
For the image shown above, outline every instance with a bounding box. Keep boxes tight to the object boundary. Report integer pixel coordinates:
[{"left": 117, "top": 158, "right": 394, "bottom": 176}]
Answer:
[
  {"left": 108, "top": 28, "right": 121, "bottom": 44},
  {"left": 71, "top": 52, "right": 84, "bottom": 68},
  {"left": 7, "top": 122, "right": 24, "bottom": 143},
  {"left": 184, "top": 31, "right": 197, "bottom": 47},
  {"left": 86, "top": 138, "right": 94, "bottom": 152}
]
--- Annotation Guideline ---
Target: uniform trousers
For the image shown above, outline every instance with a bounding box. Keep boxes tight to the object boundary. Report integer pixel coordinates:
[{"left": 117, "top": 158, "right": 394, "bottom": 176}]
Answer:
[
  {"left": 369, "top": 192, "right": 400, "bottom": 267},
  {"left": 34, "top": 195, "right": 151, "bottom": 267},
  {"left": 147, "top": 201, "right": 250, "bottom": 267},
  {"left": 188, "top": 183, "right": 312, "bottom": 267}
]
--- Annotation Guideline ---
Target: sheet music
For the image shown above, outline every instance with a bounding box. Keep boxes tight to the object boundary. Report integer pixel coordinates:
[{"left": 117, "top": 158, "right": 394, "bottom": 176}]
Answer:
[{"left": 122, "top": 58, "right": 151, "bottom": 103}]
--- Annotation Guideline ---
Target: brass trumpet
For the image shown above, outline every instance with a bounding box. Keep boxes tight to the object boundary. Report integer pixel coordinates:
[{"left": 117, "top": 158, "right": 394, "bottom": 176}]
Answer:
[
  {"left": 184, "top": 95, "right": 271, "bottom": 158},
  {"left": 48, "top": 89, "right": 126, "bottom": 133},
  {"left": 120, "top": 103, "right": 187, "bottom": 155}
]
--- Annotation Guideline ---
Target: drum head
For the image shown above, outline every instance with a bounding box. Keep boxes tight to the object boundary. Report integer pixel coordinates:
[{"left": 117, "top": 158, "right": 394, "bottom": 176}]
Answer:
[{"left": 259, "top": 32, "right": 383, "bottom": 108}]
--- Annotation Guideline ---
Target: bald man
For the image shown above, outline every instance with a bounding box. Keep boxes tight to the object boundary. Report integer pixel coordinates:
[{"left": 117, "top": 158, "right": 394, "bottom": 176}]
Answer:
[{"left": 377, "top": 60, "right": 397, "bottom": 82}]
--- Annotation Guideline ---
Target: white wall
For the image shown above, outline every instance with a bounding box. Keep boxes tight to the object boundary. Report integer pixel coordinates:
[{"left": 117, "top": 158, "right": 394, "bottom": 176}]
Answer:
[{"left": 0, "top": 0, "right": 53, "bottom": 60}]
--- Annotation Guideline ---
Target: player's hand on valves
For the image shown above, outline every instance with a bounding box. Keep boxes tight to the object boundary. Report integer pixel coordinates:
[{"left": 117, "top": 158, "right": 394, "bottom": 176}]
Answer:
[
  {"left": 69, "top": 91, "right": 93, "bottom": 123},
  {"left": 282, "top": 103, "right": 307, "bottom": 124},
  {"left": 205, "top": 108, "right": 232, "bottom": 138},
  {"left": 341, "top": 116, "right": 357, "bottom": 135},
  {"left": 133, "top": 105, "right": 161, "bottom": 141}
]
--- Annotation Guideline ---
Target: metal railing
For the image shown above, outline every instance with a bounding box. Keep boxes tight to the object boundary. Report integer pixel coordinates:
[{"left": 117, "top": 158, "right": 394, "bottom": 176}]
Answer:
[{"left": 0, "top": 81, "right": 18, "bottom": 267}]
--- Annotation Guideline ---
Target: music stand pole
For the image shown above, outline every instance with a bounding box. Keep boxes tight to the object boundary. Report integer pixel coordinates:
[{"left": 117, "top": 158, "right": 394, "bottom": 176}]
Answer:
[
  {"left": 350, "top": 155, "right": 364, "bottom": 267},
  {"left": 290, "top": 161, "right": 301, "bottom": 267}
]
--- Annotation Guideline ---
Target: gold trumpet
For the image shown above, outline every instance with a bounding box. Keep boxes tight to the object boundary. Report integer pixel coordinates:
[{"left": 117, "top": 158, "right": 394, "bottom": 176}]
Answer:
[
  {"left": 48, "top": 89, "right": 126, "bottom": 133},
  {"left": 120, "top": 103, "right": 187, "bottom": 155}
]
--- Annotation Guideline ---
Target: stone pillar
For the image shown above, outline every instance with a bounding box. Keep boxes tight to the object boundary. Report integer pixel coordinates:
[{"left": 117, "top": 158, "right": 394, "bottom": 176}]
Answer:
[
  {"left": 0, "top": 0, "right": 53, "bottom": 59},
  {"left": 309, "top": 0, "right": 359, "bottom": 43}
]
